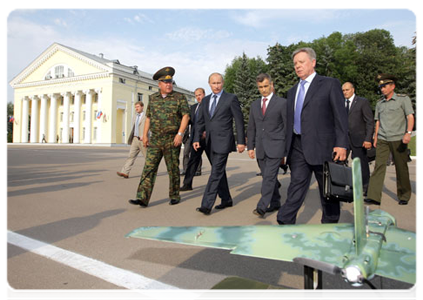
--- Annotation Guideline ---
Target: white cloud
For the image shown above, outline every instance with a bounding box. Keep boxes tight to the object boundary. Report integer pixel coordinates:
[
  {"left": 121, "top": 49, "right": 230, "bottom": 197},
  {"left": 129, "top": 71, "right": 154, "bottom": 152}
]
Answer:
[
  {"left": 230, "top": 9, "right": 341, "bottom": 28},
  {"left": 124, "top": 13, "right": 153, "bottom": 25},
  {"left": 166, "top": 27, "right": 232, "bottom": 42}
]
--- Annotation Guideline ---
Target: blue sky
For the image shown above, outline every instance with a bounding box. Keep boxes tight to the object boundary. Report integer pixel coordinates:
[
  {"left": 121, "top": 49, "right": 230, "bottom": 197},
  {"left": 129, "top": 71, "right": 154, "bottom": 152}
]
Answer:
[{"left": 6, "top": 5, "right": 417, "bottom": 101}]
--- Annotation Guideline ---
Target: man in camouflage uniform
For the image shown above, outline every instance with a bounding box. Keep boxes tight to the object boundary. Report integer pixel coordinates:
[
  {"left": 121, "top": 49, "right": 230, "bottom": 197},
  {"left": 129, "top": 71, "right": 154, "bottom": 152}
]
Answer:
[
  {"left": 365, "top": 74, "right": 414, "bottom": 206},
  {"left": 129, "top": 67, "right": 190, "bottom": 207}
]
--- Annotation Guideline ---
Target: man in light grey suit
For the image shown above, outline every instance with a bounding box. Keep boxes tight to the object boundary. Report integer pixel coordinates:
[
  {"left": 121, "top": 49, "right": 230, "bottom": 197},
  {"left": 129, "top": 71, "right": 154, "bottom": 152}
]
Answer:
[
  {"left": 193, "top": 73, "right": 246, "bottom": 215},
  {"left": 247, "top": 73, "right": 287, "bottom": 217},
  {"left": 117, "top": 101, "right": 147, "bottom": 178}
]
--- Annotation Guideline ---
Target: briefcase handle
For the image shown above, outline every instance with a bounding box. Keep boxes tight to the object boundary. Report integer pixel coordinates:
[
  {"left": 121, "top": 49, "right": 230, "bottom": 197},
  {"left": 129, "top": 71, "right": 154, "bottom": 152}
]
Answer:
[{"left": 332, "top": 152, "right": 348, "bottom": 166}]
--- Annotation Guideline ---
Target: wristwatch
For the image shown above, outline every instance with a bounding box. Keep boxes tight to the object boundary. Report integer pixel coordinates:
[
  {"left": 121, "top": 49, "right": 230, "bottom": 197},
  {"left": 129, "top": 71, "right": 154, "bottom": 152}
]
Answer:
[
  {"left": 406, "top": 131, "right": 412, "bottom": 134},
  {"left": 177, "top": 132, "right": 184, "bottom": 136}
]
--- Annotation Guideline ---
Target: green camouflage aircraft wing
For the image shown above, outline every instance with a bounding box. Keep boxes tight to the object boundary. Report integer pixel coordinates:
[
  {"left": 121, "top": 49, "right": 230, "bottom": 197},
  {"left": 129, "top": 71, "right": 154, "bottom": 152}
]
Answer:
[
  {"left": 126, "top": 224, "right": 354, "bottom": 267},
  {"left": 127, "top": 158, "right": 415, "bottom": 285},
  {"left": 375, "top": 226, "right": 416, "bottom": 284}
]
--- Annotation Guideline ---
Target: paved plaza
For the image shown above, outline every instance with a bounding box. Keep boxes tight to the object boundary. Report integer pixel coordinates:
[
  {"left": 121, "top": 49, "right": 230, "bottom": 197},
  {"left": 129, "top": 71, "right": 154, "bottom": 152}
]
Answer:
[{"left": 7, "top": 144, "right": 417, "bottom": 295}]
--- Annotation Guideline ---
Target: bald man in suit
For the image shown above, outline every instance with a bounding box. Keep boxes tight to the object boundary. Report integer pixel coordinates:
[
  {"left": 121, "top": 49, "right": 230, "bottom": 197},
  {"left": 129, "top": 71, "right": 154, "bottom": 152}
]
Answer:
[{"left": 342, "top": 82, "right": 374, "bottom": 196}]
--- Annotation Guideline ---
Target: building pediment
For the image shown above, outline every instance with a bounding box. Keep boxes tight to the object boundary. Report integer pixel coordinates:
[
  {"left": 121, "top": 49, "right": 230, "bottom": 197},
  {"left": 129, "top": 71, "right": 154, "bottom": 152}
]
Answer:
[{"left": 10, "top": 43, "right": 112, "bottom": 88}]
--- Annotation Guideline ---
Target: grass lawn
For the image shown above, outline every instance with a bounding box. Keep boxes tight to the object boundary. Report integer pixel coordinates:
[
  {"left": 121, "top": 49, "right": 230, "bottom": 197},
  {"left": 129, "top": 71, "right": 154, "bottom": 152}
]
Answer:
[{"left": 409, "top": 135, "right": 416, "bottom": 156}]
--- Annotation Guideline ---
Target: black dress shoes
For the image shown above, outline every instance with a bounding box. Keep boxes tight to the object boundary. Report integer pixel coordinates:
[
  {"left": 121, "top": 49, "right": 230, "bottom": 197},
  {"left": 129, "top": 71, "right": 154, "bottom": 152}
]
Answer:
[
  {"left": 196, "top": 207, "right": 211, "bottom": 215},
  {"left": 266, "top": 206, "right": 281, "bottom": 213},
  {"left": 128, "top": 199, "right": 148, "bottom": 207},
  {"left": 180, "top": 184, "right": 193, "bottom": 191},
  {"left": 169, "top": 199, "right": 180, "bottom": 205},
  {"left": 364, "top": 198, "right": 380, "bottom": 205},
  {"left": 398, "top": 200, "right": 408, "bottom": 205},
  {"left": 215, "top": 202, "right": 233, "bottom": 209},
  {"left": 253, "top": 209, "right": 265, "bottom": 218}
]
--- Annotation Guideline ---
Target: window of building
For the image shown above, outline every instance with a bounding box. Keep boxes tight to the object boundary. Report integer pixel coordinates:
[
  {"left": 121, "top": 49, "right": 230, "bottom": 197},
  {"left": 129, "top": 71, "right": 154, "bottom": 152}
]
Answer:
[
  {"left": 93, "top": 127, "right": 97, "bottom": 141},
  {"left": 55, "top": 66, "right": 64, "bottom": 78},
  {"left": 44, "top": 65, "right": 75, "bottom": 80},
  {"left": 94, "top": 110, "right": 97, "bottom": 120},
  {"left": 83, "top": 111, "right": 86, "bottom": 121},
  {"left": 119, "top": 78, "right": 126, "bottom": 84},
  {"left": 60, "top": 112, "right": 63, "bottom": 122},
  {"left": 138, "top": 93, "right": 143, "bottom": 102}
]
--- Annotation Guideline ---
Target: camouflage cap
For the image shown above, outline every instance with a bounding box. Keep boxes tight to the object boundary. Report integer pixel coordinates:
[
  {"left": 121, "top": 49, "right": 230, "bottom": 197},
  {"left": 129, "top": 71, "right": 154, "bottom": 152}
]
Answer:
[
  {"left": 153, "top": 66, "right": 175, "bottom": 82},
  {"left": 376, "top": 73, "right": 397, "bottom": 87}
]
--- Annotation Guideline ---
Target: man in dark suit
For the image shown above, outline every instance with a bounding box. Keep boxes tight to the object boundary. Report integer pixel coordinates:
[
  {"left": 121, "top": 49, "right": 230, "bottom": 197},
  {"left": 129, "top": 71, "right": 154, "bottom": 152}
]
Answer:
[
  {"left": 193, "top": 73, "right": 246, "bottom": 215},
  {"left": 277, "top": 48, "right": 349, "bottom": 225},
  {"left": 342, "top": 82, "right": 374, "bottom": 196},
  {"left": 247, "top": 73, "right": 287, "bottom": 217},
  {"left": 180, "top": 87, "right": 206, "bottom": 191}
]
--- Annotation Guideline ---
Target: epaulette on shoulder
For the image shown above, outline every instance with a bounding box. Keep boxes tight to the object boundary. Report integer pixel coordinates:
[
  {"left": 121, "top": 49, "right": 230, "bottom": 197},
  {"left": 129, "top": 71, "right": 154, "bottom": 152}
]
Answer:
[{"left": 396, "top": 94, "right": 407, "bottom": 97}]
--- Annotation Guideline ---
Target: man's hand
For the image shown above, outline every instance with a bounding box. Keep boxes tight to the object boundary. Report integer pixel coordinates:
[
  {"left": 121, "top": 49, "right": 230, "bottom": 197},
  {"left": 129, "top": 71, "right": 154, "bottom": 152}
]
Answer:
[
  {"left": 373, "top": 136, "right": 378, "bottom": 148},
  {"left": 403, "top": 132, "right": 412, "bottom": 144},
  {"left": 248, "top": 149, "right": 255, "bottom": 159},
  {"left": 193, "top": 142, "right": 200, "bottom": 151},
  {"left": 362, "top": 141, "right": 372, "bottom": 149},
  {"left": 237, "top": 144, "right": 245, "bottom": 153},
  {"left": 332, "top": 147, "right": 347, "bottom": 161},
  {"left": 174, "top": 134, "right": 183, "bottom": 147},
  {"left": 143, "top": 136, "right": 149, "bottom": 148}
]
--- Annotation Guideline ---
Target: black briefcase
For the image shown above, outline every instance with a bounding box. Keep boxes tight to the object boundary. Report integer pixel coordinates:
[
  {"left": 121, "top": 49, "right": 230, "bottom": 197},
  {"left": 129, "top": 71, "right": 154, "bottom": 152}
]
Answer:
[{"left": 323, "top": 161, "right": 353, "bottom": 202}]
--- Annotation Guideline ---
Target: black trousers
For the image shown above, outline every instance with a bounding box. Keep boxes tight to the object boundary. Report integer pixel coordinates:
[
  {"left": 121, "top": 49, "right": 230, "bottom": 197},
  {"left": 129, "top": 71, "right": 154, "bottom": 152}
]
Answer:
[
  {"left": 256, "top": 156, "right": 282, "bottom": 214},
  {"left": 183, "top": 139, "right": 206, "bottom": 186},
  {"left": 200, "top": 143, "right": 232, "bottom": 209},
  {"left": 348, "top": 143, "right": 370, "bottom": 194},
  {"left": 277, "top": 135, "right": 340, "bottom": 224}
]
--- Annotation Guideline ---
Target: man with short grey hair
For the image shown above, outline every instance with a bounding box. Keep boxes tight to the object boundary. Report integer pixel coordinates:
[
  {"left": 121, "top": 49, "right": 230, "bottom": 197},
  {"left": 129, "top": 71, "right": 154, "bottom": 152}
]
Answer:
[
  {"left": 277, "top": 47, "right": 349, "bottom": 225},
  {"left": 117, "top": 101, "right": 147, "bottom": 178}
]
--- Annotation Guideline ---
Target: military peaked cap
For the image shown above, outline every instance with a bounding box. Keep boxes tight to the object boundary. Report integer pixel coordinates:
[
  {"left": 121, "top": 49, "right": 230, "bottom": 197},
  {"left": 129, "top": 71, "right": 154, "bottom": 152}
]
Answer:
[
  {"left": 376, "top": 73, "right": 397, "bottom": 87},
  {"left": 153, "top": 66, "right": 175, "bottom": 82}
]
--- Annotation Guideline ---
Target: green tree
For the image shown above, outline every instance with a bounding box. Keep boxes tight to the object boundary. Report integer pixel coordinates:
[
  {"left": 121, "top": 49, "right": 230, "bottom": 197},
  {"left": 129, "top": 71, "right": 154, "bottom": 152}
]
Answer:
[
  {"left": 7, "top": 102, "right": 14, "bottom": 143},
  {"left": 224, "top": 54, "right": 267, "bottom": 93},
  {"left": 232, "top": 52, "right": 260, "bottom": 127},
  {"left": 266, "top": 43, "right": 298, "bottom": 98}
]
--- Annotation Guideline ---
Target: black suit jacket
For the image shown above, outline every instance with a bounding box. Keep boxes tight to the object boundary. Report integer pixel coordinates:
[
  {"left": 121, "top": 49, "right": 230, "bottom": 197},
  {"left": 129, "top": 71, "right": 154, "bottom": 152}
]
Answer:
[
  {"left": 286, "top": 74, "right": 349, "bottom": 165},
  {"left": 247, "top": 94, "right": 287, "bottom": 159},
  {"left": 348, "top": 95, "right": 374, "bottom": 148},
  {"left": 194, "top": 91, "right": 245, "bottom": 154}
]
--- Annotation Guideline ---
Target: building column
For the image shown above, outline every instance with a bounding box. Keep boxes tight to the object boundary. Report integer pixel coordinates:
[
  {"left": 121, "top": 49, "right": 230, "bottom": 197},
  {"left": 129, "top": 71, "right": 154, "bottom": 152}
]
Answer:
[
  {"left": 84, "top": 89, "right": 95, "bottom": 144},
  {"left": 61, "top": 92, "right": 71, "bottom": 144},
  {"left": 21, "top": 97, "right": 29, "bottom": 143},
  {"left": 95, "top": 88, "right": 102, "bottom": 143},
  {"left": 48, "top": 94, "right": 58, "bottom": 143},
  {"left": 30, "top": 95, "right": 40, "bottom": 143},
  {"left": 39, "top": 95, "right": 48, "bottom": 142},
  {"left": 73, "top": 91, "right": 83, "bottom": 144}
]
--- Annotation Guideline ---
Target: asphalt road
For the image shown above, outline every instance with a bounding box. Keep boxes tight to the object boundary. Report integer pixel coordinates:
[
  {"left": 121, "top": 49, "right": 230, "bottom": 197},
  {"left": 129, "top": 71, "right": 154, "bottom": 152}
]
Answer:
[{"left": 6, "top": 144, "right": 417, "bottom": 297}]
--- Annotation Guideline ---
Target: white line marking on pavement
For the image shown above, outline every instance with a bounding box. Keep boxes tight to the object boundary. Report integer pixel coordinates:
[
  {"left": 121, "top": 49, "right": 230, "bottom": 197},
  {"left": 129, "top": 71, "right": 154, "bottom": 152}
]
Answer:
[{"left": 7, "top": 230, "right": 178, "bottom": 290}]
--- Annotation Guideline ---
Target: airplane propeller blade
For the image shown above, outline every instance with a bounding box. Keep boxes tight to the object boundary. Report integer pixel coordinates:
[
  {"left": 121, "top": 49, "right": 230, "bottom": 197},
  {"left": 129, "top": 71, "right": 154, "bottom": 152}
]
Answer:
[{"left": 293, "top": 257, "right": 342, "bottom": 275}]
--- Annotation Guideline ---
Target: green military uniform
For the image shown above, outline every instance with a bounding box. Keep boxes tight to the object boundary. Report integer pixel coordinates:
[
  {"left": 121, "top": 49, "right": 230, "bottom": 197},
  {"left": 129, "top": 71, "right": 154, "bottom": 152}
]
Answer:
[
  {"left": 135, "top": 67, "right": 190, "bottom": 206},
  {"left": 367, "top": 74, "right": 414, "bottom": 204}
]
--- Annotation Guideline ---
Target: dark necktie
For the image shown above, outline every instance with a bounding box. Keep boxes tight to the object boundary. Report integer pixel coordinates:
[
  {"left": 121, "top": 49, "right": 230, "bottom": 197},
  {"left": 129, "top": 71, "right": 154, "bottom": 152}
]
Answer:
[
  {"left": 294, "top": 80, "right": 306, "bottom": 134},
  {"left": 346, "top": 99, "right": 350, "bottom": 114},
  {"left": 194, "top": 104, "right": 200, "bottom": 123},
  {"left": 262, "top": 97, "right": 268, "bottom": 115},
  {"left": 210, "top": 95, "right": 217, "bottom": 117}
]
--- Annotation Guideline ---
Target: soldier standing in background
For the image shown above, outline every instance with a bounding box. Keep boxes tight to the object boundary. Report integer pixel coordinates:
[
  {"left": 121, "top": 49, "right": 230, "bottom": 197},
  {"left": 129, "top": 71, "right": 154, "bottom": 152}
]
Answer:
[
  {"left": 365, "top": 74, "right": 414, "bottom": 206},
  {"left": 128, "top": 67, "right": 190, "bottom": 207}
]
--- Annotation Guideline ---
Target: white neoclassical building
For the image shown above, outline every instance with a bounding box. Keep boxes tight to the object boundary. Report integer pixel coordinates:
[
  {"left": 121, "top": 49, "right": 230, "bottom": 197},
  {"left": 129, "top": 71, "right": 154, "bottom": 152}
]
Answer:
[{"left": 10, "top": 43, "right": 195, "bottom": 145}]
